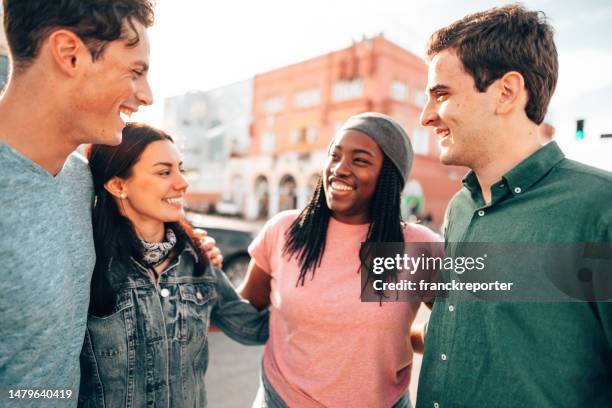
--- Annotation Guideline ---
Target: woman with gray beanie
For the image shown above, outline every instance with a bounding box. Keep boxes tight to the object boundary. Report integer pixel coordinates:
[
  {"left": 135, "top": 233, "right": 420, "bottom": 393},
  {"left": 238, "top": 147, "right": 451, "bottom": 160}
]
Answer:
[{"left": 241, "top": 112, "right": 441, "bottom": 408}]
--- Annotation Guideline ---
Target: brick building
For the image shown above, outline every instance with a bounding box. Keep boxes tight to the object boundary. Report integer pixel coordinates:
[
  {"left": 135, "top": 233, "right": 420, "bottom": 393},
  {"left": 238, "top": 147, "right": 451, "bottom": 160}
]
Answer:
[{"left": 229, "top": 35, "right": 463, "bottom": 229}]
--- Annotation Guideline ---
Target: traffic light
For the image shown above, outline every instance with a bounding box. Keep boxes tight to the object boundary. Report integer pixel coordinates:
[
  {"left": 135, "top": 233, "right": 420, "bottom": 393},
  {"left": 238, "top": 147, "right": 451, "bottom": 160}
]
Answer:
[{"left": 576, "top": 119, "right": 585, "bottom": 140}]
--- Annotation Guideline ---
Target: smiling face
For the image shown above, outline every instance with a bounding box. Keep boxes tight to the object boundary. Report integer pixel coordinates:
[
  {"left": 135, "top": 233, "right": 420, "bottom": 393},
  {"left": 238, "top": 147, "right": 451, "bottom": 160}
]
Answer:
[
  {"left": 419, "top": 49, "right": 498, "bottom": 169},
  {"left": 74, "top": 20, "right": 153, "bottom": 146},
  {"left": 117, "top": 140, "right": 188, "bottom": 230},
  {"left": 323, "top": 130, "right": 384, "bottom": 224}
]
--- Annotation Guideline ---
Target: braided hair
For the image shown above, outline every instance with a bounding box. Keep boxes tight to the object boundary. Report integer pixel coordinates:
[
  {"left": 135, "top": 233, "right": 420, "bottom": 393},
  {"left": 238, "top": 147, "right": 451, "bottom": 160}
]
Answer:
[{"left": 283, "top": 155, "right": 405, "bottom": 289}]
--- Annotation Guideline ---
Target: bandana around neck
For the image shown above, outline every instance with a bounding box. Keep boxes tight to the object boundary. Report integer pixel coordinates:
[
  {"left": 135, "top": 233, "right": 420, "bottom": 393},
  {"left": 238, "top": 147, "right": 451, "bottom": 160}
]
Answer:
[{"left": 141, "top": 228, "right": 177, "bottom": 267}]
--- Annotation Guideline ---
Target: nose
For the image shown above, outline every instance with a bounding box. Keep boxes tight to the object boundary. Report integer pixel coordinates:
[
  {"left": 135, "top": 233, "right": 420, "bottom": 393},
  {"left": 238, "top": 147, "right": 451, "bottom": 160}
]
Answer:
[
  {"left": 136, "top": 78, "right": 154, "bottom": 106},
  {"left": 419, "top": 100, "right": 438, "bottom": 128},
  {"left": 175, "top": 172, "right": 189, "bottom": 191},
  {"left": 331, "top": 156, "right": 350, "bottom": 177}
]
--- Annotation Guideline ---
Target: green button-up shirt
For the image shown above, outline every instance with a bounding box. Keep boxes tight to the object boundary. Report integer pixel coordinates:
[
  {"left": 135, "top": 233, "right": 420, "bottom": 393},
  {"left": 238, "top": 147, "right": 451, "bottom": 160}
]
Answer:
[{"left": 416, "top": 142, "right": 612, "bottom": 408}]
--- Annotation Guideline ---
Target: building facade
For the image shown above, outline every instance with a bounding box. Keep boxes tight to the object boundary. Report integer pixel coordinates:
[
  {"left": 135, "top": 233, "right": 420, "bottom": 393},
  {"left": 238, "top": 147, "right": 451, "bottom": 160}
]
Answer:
[
  {"left": 231, "top": 36, "right": 463, "bottom": 229},
  {"left": 163, "top": 80, "right": 253, "bottom": 212}
]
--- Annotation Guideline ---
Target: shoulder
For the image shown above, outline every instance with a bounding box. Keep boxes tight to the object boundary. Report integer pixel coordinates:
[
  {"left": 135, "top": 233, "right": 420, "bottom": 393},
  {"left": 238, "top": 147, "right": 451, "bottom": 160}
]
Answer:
[
  {"left": 448, "top": 187, "right": 472, "bottom": 209},
  {"left": 262, "top": 209, "right": 300, "bottom": 232},
  {"left": 63, "top": 151, "right": 92, "bottom": 175},
  {"left": 552, "top": 159, "right": 612, "bottom": 226},
  {"left": 555, "top": 158, "right": 612, "bottom": 192},
  {"left": 68, "top": 150, "right": 89, "bottom": 166},
  {"left": 62, "top": 151, "right": 93, "bottom": 188},
  {"left": 65, "top": 151, "right": 91, "bottom": 174},
  {"left": 402, "top": 222, "right": 442, "bottom": 243}
]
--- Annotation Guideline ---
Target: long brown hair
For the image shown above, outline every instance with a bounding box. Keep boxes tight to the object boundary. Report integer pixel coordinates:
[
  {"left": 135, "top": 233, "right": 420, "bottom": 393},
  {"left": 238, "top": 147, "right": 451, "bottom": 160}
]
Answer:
[{"left": 85, "top": 122, "right": 208, "bottom": 316}]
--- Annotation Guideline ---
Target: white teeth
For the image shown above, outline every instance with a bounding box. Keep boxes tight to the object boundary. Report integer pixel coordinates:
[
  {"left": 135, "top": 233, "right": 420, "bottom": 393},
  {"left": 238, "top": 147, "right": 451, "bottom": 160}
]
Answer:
[
  {"left": 163, "top": 197, "right": 183, "bottom": 205},
  {"left": 331, "top": 181, "right": 353, "bottom": 191},
  {"left": 119, "top": 108, "right": 133, "bottom": 122}
]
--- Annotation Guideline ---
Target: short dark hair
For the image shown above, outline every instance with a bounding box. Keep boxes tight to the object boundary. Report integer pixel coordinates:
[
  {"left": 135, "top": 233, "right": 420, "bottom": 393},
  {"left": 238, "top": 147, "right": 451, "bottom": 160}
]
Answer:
[
  {"left": 3, "top": 0, "right": 155, "bottom": 73},
  {"left": 426, "top": 4, "right": 558, "bottom": 124}
]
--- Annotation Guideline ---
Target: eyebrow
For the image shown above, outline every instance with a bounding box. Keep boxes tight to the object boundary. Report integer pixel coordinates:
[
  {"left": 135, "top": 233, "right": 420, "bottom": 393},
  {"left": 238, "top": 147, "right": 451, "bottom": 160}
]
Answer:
[
  {"left": 352, "top": 148, "right": 375, "bottom": 157},
  {"left": 333, "top": 146, "right": 375, "bottom": 157},
  {"left": 428, "top": 84, "right": 450, "bottom": 94},
  {"left": 153, "top": 161, "right": 183, "bottom": 167}
]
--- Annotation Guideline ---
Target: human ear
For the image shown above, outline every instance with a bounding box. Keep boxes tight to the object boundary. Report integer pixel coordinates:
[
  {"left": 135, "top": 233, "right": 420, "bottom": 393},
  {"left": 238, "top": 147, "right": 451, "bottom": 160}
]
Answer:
[
  {"left": 495, "top": 71, "right": 526, "bottom": 116},
  {"left": 47, "top": 29, "right": 88, "bottom": 77},
  {"left": 104, "top": 177, "right": 127, "bottom": 199}
]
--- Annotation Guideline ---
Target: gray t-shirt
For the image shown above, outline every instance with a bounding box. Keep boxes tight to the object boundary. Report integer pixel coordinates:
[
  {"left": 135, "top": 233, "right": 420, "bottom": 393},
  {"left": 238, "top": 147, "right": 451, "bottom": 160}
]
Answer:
[{"left": 0, "top": 141, "right": 95, "bottom": 405}]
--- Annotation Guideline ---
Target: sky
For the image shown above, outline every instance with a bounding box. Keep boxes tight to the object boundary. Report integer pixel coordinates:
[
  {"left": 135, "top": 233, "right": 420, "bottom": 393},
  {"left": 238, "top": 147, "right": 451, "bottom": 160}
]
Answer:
[{"left": 132, "top": 0, "right": 612, "bottom": 169}]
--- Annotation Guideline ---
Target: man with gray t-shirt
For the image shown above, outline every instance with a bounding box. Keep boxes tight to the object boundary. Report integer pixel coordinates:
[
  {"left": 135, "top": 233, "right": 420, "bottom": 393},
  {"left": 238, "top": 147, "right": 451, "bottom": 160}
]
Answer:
[{"left": 0, "top": 1, "right": 155, "bottom": 404}]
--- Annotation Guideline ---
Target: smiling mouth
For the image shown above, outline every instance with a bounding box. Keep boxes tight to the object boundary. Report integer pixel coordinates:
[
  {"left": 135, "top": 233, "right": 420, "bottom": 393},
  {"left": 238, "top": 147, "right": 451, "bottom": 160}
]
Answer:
[
  {"left": 330, "top": 180, "right": 354, "bottom": 192},
  {"left": 163, "top": 197, "right": 184, "bottom": 206},
  {"left": 436, "top": 128, "right": 451, "bottom": 138},
  {"left": 119, "top": 107, "right": 136, "bottom": 123}
]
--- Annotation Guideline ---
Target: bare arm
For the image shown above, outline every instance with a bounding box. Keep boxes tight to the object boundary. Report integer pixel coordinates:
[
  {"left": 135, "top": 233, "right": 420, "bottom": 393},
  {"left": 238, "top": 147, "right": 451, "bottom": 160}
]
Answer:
[{"left": 238, "top": 259, "right": 272, "bottom": 310}]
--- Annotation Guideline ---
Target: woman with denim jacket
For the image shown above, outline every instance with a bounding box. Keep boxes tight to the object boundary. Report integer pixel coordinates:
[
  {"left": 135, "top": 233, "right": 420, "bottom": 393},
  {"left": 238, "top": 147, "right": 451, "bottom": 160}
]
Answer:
[
  {"left": 240, "top": 113, "right": 442, "bottom": 408},
  {"left": 78, "top": 123, "right": 269, "bottom": 407}
]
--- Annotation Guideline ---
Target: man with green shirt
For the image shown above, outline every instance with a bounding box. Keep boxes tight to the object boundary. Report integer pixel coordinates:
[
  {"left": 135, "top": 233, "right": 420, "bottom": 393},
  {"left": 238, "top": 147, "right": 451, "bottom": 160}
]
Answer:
[{"left": 416, "top": 4, "right": 612, "bottom": 407}]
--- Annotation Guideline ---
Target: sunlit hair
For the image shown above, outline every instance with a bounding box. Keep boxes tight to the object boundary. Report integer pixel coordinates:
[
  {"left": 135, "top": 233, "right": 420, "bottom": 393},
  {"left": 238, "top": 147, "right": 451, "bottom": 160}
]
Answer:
[
  {"left": 282, "top": 155, "right": 404, "bottom": 292},
  {"left": 3, "top": 0, "right": 155, "bottom": 73},
  {"left": 425, "top": 4, "right": 557, "bottom": 124},
  {"left": 85, "top": 123, "right": 208, "bottom": 316}
]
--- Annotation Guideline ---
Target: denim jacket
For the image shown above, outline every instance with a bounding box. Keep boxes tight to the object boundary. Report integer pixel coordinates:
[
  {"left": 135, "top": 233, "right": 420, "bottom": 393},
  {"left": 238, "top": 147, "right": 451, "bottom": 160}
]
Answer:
[{"left": 78, "top": 245, "right": 268, "bottom": 407}]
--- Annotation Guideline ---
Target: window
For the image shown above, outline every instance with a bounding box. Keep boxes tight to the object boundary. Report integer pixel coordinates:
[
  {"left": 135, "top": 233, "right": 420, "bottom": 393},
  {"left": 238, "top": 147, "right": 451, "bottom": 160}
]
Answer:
[
  {"left": 412, "top": 127, "right": 429, "bottom": 155},
  {"left": 390, "top": 80, "right": 408, "bottom": 102},
  {"left": 262, "top": 96, "right": 283, "bottom": 114},
  {"left": 261, "top": 132, "right": 276, "bottom": 153},
  {"left": 332, "top": 79, "right": 363, "bottom": 101},
  {"left": 289, "top": 129, "right": 300, "bottom": 144},
  {"left": 306, "top": 127, "right": 318, "bottom": 144},
  {"left": 0, "top": 55, "right": 9, "bottom": 90},
  {"left": 294, "top": 88, "right": 320, "bottom": 108},
  {"left": 290, "top": 127, "right": 318, "bottom": 144},
  {"left": 413, "top": 89, "right": 426, "bottom": 107}
]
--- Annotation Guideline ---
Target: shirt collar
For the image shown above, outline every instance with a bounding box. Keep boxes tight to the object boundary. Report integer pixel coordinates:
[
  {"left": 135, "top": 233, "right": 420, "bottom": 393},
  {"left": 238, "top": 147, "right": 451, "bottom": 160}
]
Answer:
[
  {"left": 461, "top": 169, "right": 480, "bottom": 197},
  {"left": 462, "top": 141, "right": 565, "bottom": 201},
  {"left": 502, "top": 142, "right": 565, "bottom": 196}
]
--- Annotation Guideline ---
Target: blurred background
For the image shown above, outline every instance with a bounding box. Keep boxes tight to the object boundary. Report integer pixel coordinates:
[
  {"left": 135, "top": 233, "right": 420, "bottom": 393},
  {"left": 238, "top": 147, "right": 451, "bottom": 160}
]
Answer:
[
  {"left": 1, "top": 0, "right": 609, "bottom": 233},
  {"left": 1, "top": 1, "right": 610, "bottom": 406}
]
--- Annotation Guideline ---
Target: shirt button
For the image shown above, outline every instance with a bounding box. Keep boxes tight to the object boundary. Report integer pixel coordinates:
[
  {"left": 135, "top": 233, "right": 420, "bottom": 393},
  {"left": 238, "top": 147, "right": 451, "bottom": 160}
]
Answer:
[
  {"left": 499, "top": 184, "right": 505, "bottom": 188},
  {"left": 160, "top": 288, "right": 170, "bottom": 298},
  {"left": 434, "top": 402, "right": 440, "bottom": 408},
  {"left": 441, "top": 353, "right": 447, "bottom": 361},
  {"left": 477, "top": 210, "right": 485, "bottom": 217},
  {"left": 514, "top": 187, "right": 522, "bottom": 194},
  {"left": 448, "top": 305, "right": 455, "bottom": 312},
  {"left": 196, "top": 292, "right": 204, "bottom": 300}
]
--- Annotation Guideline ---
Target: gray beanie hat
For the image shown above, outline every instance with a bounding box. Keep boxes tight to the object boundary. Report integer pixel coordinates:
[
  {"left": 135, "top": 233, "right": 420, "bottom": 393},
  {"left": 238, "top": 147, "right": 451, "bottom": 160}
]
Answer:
[{"left": 337, "top": 112, "right": 413, "bottom": 186}]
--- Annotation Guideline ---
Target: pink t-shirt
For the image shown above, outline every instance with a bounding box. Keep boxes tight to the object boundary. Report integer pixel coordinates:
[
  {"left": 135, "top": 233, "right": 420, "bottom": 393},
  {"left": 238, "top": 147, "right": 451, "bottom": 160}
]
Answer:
[{"left": 248, "top": 210, "right": 442, "bottom": 407}]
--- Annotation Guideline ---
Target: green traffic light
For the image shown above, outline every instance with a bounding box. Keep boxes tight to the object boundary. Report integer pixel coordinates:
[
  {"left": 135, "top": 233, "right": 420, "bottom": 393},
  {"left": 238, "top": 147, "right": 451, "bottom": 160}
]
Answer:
[{"left": 576, "top": 119, "right": 585, "bottom": 140}]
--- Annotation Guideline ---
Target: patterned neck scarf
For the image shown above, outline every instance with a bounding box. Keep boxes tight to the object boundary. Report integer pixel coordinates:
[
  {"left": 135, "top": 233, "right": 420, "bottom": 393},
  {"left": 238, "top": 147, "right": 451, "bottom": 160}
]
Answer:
[{"left": 141, "top": 228, "right": 177, "bottom": 267}]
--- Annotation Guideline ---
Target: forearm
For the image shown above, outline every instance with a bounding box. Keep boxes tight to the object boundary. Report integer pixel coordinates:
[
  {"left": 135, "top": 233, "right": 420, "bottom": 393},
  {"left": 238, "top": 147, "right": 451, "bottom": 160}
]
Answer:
[
  {"left": 211, "top": 267, "right": 270, "bottom": 345},
  {"left": 410, "top": 322, "right": 427, "bottom": 354}
]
